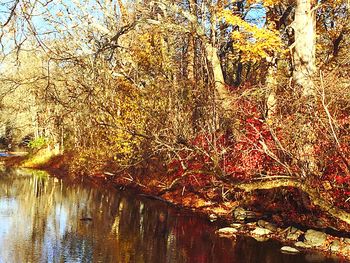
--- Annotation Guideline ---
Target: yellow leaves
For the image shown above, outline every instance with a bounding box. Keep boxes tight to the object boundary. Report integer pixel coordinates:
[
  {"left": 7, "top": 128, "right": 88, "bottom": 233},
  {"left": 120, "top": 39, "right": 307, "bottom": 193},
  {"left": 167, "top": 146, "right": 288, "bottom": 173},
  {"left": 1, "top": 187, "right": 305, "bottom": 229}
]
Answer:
[
  {"left": 133, "top": 31, "right": 170, "bottom": 73},
  {"left": 108, "top": 82, "right": 146, "bottom": 165},
  {"left": 246, "top": 0, "right": 280, "bottom": 7},
  {"left": 231, "top": 31, "right": 242, "bottom": 40},
  {"left": 220, "top": 10, "right": 284, "bottom": 62}
]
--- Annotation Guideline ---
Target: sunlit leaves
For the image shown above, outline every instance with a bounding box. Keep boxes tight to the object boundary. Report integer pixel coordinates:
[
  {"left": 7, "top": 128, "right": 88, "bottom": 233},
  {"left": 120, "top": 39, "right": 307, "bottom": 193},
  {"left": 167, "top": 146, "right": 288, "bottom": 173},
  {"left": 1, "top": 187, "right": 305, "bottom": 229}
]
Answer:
[
  {"left": 247, "top": 0, "right": 280, "bottom": 7},
  {"left": 220, "top": 10, "right": 284, "bottom": 62}
]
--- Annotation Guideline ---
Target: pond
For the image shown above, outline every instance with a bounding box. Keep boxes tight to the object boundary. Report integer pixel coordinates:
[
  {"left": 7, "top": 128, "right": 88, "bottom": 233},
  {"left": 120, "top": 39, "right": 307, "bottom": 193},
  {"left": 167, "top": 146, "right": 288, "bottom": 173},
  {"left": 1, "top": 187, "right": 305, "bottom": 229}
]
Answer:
[{"left": 0, "top": 168, "right": 344, "bottom": 263}]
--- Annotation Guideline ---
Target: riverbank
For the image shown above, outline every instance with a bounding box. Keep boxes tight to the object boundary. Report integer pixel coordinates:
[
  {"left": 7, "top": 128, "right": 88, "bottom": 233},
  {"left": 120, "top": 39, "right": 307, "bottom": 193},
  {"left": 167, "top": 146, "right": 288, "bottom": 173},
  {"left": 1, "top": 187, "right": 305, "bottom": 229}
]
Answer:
[{"left": 3, "top": 150, "right": 350, "bottom": 261}]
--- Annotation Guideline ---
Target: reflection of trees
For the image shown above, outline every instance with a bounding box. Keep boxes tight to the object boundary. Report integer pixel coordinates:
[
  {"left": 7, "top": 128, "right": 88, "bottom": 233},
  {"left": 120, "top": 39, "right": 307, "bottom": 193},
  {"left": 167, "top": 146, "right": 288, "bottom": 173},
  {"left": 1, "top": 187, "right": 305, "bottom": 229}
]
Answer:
[
  {"left": 0, "top": 169, "right": 121, "bottom": 262},
  {"left": 0, "top": 168, "right": 189, "bottom": 262},
  {"left": 0, "top": 169, "right": 327, "bottom": 263}
]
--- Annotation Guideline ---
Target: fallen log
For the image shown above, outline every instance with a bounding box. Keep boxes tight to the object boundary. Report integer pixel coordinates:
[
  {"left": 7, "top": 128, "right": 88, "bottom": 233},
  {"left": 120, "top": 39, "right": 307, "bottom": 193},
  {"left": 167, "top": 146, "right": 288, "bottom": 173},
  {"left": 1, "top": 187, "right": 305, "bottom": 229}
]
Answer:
[{"left": 235, "top": 178, "right": 350, "bottom": 228}]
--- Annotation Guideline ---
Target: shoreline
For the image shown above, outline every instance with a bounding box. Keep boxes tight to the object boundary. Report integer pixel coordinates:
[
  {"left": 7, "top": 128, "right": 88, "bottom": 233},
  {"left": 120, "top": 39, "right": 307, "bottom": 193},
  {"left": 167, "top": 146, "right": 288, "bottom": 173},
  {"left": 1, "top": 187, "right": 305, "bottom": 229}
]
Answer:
[{"left": 2, "top": 152, "right": 350, "bottom": 261}]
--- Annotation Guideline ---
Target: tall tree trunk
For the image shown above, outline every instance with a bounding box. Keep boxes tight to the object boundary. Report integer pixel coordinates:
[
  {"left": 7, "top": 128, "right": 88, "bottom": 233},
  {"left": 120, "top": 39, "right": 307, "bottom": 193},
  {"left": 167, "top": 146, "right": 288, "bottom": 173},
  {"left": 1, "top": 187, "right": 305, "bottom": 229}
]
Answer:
[
  {"left": 163, "top": 0, "right": 232, "bottom": 112},
  {"left": 293, "top": 0, "right": 316, "bottom": 97},
  {"left": 206, "top": 4, "right": 232, "bottom": 112},
  {"left": 205, "top": 43, "right": 232, "bottom": 112},
  {"left": 187, "top": 35, "right": 195, "bottom": 83},
  {"left": 266, "top": 61, "right": 278, "bottom": 123},
  {"left": 187, "top": 0, "right": 196, "bottom": 85},
  {"left": 293, "top": 0, "right": 318, "bottom": 176},
  {"left": 187, "top": 0, "right": 198, "bottom": 130}
]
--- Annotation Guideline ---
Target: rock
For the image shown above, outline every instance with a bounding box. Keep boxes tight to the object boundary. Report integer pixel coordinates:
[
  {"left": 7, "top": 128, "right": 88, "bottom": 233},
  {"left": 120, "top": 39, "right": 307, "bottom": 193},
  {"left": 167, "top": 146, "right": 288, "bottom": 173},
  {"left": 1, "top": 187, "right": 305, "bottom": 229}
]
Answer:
[
  {"left": 257, "top": 220, "right": 277, "bottom": 232},
  {"left": 233, "top": 207, "right": 245, "bottom": 221},
  {"left": 246, "top": 222, "right": 257, "bottom": 227},
  {"left": 253, "top": 236, "right": 269, "bottom": 242},
  {"left": 304, "top": 230, "right": 327, "bottom": 247},
  {"left": 233, "top": 207, "right": 248, "bottom": 221},
  {"left": 209, "top": 214, "right": 218, "bottom": 222},
  {"left": 295, "top": 241, "right": 312, "bottom": 248},
  {"left": 286, "top": 227, "right": 304, "bottom": 241},
  {"left": 217, "top": 227, "right": 238, "bottom": 236},
  {"left": 281, "top": 246, "right": 300, "bottom": 254},
  {"left": 330, "top": 240, "right": 341, "bottom": 252},
  {"left": 251, "top": 227, "right": 271, "bottom": 236},
  {"left": 230, "top": 223, "right": 243, "bottom": 228},
  {"left": 233, "top": 207, "right": 259, "bottom": 221}
]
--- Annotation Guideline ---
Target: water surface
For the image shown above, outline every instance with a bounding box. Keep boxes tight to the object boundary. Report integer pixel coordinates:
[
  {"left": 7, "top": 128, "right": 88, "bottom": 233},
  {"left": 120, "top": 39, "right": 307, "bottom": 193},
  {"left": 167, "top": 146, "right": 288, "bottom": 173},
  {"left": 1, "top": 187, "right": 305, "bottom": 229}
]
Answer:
[{"left": 0, "top": 168, "right": 344, "bottom": 263}]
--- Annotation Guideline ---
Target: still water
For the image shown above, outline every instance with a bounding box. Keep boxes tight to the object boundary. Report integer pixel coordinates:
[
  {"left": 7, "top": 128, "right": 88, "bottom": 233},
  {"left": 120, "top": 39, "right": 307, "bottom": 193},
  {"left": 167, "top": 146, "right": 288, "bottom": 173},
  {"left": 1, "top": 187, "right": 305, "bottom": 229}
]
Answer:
[{"left": 0, "top": 168, "right": 344, "bottom": 263}]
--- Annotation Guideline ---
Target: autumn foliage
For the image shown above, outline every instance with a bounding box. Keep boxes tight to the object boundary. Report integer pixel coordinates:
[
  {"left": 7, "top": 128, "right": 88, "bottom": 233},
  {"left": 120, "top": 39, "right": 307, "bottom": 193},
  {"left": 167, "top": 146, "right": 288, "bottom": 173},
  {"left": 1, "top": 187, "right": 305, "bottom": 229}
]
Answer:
[{"left": 0, "top": 0, "right": 350, "bottom": 231}]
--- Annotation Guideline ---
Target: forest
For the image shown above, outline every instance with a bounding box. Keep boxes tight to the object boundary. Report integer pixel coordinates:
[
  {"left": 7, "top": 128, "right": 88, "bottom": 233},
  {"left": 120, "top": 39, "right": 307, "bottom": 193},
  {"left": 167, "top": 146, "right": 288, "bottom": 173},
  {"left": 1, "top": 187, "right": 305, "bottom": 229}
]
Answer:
[{"left": 0, "top": 0, "right": 350, "bottom": 258}]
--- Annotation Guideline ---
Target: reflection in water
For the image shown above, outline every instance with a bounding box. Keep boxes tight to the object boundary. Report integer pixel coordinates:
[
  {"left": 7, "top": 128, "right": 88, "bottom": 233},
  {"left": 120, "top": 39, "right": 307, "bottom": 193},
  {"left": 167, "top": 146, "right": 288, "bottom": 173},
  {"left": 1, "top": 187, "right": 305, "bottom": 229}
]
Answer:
[{"left": 0, "top": 168, "right": 342, "bottom": 263}]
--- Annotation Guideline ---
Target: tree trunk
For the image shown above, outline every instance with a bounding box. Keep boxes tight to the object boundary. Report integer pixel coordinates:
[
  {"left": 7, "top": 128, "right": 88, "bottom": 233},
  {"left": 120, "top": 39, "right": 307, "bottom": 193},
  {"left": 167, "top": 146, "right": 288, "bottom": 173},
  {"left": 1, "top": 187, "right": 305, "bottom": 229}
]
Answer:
[
  {"left": 161, "top": 0, "right": 233, "bottom": 112},
  {"left": 187, "top": 0, "right": 196, "bottom": 85},
  {"left": 187, "top": 35, "right": 195, "bottom": 83},
  {"left": 266, "top": 59, "right": 278, "bottom": 123},
  {"left": 293, "top": 0, "right": 318, "bottom": 175},
  {"left": 205, "top": 43, "right": 232, "bottom": 112},
  {"left": 293, "top": 0, "right": 316, "bottom": 97}
]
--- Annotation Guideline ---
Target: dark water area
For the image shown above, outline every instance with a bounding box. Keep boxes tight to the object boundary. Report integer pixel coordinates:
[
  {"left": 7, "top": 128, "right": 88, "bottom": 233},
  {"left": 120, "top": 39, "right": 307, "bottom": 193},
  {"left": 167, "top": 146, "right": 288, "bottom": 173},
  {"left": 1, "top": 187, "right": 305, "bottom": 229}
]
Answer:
[{"left": 0, "top": 168, "right": 346, "bottom": 263}]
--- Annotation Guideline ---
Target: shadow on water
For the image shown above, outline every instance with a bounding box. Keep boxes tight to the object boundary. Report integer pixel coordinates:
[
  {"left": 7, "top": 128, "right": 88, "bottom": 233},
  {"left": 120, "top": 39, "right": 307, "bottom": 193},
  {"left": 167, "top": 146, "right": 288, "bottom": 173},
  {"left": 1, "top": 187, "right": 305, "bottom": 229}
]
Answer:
[{"left": 0, "top": 168, "right": 345, "bottom": 263}]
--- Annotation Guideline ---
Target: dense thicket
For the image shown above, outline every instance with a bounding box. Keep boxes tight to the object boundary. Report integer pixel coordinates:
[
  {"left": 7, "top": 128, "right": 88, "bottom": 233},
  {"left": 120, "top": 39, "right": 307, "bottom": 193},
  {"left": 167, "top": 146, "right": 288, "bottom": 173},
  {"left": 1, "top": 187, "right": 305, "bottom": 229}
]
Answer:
[{"left": 0, "top": 0, "right": 349, "bottom": 225}]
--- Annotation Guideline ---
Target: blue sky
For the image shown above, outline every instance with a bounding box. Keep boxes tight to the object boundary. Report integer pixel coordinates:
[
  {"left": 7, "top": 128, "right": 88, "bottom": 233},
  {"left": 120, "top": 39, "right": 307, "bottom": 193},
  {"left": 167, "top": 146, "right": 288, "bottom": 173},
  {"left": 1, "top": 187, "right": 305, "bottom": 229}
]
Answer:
[
  {"left": 0, "top": 0, "right": 267, "bottom": 57},
  {"left": 245, "top": 3, "right": 267, "bottom": 28}
]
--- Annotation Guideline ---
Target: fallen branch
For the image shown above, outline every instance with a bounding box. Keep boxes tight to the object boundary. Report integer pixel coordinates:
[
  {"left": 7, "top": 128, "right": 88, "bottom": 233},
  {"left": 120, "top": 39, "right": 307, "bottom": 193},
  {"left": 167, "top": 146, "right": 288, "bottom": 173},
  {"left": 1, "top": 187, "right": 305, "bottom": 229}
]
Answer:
[{"left": 235, "top": 178, "right": 350, "bottom": 228}]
